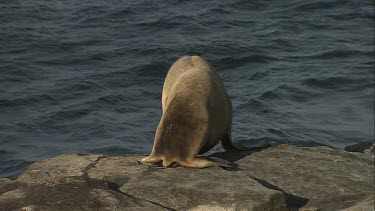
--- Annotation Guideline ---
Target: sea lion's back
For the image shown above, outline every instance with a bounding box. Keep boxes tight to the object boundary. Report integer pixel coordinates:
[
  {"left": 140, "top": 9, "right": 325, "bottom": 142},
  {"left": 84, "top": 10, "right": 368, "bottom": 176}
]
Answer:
[{"left": 162, "top": 56, "right": 213, "bottom": 112}]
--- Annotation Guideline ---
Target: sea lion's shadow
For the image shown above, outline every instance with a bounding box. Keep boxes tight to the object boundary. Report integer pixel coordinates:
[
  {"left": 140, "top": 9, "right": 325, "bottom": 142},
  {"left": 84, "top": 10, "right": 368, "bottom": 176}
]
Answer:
[
  {"left": 209, "top": 147, "right": 309, "bottom": 209},
  {"left": 207, "top": 146, "right": 270, "bottom": 171}
]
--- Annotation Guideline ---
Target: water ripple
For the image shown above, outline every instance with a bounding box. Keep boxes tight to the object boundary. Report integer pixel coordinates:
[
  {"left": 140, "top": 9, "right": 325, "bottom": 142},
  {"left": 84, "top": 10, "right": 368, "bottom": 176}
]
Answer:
[{"left": 0, "top": 0, "right": 373, "bottom": 178}]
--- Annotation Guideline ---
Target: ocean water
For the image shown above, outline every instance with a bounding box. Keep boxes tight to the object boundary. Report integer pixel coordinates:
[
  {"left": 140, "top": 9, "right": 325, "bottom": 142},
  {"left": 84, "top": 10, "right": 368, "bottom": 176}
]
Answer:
[{"left": 0, "top": 0, "right": 374, "bottom": 178}]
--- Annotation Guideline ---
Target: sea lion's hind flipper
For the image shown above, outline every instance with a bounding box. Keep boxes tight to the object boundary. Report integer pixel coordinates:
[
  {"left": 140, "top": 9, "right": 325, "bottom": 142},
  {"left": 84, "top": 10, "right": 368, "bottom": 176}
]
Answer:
[
  {"left": 141, "top": 155, "right": 175, "bottom": 168},
  {"left": 179, "top": 157, "right": 215, "bottom": 168},
  {"left": 141, "top": 155, "right": 162, "bottom": 164}
]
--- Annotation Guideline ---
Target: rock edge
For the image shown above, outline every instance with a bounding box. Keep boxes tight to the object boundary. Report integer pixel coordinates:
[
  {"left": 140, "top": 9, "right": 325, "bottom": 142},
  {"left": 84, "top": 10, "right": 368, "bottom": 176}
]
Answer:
[{"left": 0, "top": 144, "right": 374, "bottom": 211}]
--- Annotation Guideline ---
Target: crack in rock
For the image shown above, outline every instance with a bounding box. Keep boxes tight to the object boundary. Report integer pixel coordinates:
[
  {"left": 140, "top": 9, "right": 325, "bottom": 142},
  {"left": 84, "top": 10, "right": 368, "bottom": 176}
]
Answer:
[
  {"left": 105, "top": 181, "right": 176, "bottom": 211},
  {"left": 82, "top": 155, "right": 107, "bottom": 179},
  {"left": 249, "top": 175, "right": 309, "bottom": 210},
  {"left": 81, "top": 156, "right": 175, "bottom": 210}
]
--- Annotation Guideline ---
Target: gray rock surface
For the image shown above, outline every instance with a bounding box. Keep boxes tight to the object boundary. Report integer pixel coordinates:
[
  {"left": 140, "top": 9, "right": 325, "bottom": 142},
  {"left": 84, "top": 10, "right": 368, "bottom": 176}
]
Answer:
[
  {"left": 345, "top": 141, "right": 374, "bottom": 155},
  {"left": 228, "top": 145, "right": 374, "bottom": 211},
  {"left": 0, "top": 145, "right": 373, "bottom": 211},
  {"left": 340, "top": 194, "right": 374, "bottom": 211}
]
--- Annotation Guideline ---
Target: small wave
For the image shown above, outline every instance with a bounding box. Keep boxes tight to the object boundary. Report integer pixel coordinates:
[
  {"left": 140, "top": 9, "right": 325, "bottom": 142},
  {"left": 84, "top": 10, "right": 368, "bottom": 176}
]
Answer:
[
  {"left": 205, "top": 7, "right": 232, "bottom": 15},
  {"left": 236, "top": 98, "right": 272, "bottom": 114},
  {"left": 47, "top": 80, "right": 108, "bottom": 104},
  {"left": 104, "top": 7, "right": 137, "bottom": 20},
  {"left": 258, "top": 90, "right": 283, "bottom": 101},
  {"left": 0, "top": 158, "right": 33, "bottom": 179},
  {"left": 302, "top": 76, "right": 369, "bottom": 90},
  {"left": 236, "top": 84, "right": 321, "bottom": 112},
  {"left": 0, "top": 94, "right": 57, "bottom": 108},
  {"left": 87, "top": 70, "right": 136, "bottom": 87},
  {"left": 216, "top": 54, "right": 279, "bottom": 69},
  {"left": 248, "top": 71, "right": 268, "bottom": 80},
  {"left": 291, "top": 0, "right": 343, "bottom": 12},
  {"left": 90, "top": 93, "right": 136, "bottom": 111},
  {"left": 277, "top": 84, "right": 320, "bottom": 102},
  {"left": 291, "top": 49, "right": 373, "bottom": 60},
  {"left": 267, "top": 128, "right": 289, "bottom": 137},
  {"left": 67, "top": 80, "right": 106, "bottom": 91},
  {"left": 326, "top": 11, "right": 374, "bottom": 21},
  {"left": 40, "top": 108, "right": 91, "bottom": 124},
  {"left": 226, "top": 0, "right": 268, "bottom": 11},
  {"left": 317, "top": 49, "right": 372, "bottom": 59},
  {"left": 257, "top": 85, "right": 309, "bottom": 102},
  {"left": 132, "top": 16, "right": 185, "bottom": 31},
  {"left": 132, "top": 61, "right": 169, "bottom": 78}
]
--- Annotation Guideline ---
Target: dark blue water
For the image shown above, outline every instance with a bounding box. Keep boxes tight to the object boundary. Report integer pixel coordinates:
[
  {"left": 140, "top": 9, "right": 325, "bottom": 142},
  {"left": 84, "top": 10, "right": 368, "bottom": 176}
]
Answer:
[{"left": 0, "top": 0, "right": 374, "bottom": 178}]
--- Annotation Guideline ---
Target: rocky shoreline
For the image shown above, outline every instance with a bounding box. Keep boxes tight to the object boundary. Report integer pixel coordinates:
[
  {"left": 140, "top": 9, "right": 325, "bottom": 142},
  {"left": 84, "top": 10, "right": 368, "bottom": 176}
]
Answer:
[{"left": 0, "top": 143, "right": 373, "bottom": 211}]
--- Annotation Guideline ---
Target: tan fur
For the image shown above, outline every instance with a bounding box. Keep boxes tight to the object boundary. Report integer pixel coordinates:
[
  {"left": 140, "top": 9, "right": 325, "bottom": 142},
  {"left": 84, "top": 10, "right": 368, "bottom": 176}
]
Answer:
[{"left": 142, "top": 56, "right": 253, "bottom": 168}]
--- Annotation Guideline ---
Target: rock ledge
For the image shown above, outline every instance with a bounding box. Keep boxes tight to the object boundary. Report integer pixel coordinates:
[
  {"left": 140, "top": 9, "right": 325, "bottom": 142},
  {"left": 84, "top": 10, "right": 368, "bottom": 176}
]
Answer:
[{"left": 0, "top": 145, "right": 374, "bottom": 211}]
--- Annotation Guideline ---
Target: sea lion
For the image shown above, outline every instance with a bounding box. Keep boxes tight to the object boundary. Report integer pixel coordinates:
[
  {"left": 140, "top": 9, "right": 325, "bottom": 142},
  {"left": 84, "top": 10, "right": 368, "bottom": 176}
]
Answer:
[{"left": 142, "top": 56, "right": 269, "bottom": 168}]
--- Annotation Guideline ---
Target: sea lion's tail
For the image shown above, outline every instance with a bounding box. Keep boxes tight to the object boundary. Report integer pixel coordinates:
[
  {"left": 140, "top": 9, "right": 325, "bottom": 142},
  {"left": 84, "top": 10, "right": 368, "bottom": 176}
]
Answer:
[
  {"left": 224, "top": 142, "right": 271, "bottom": 152},
  {"left": 221, "top": 133, "right": 271, "bottom": 152}
]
